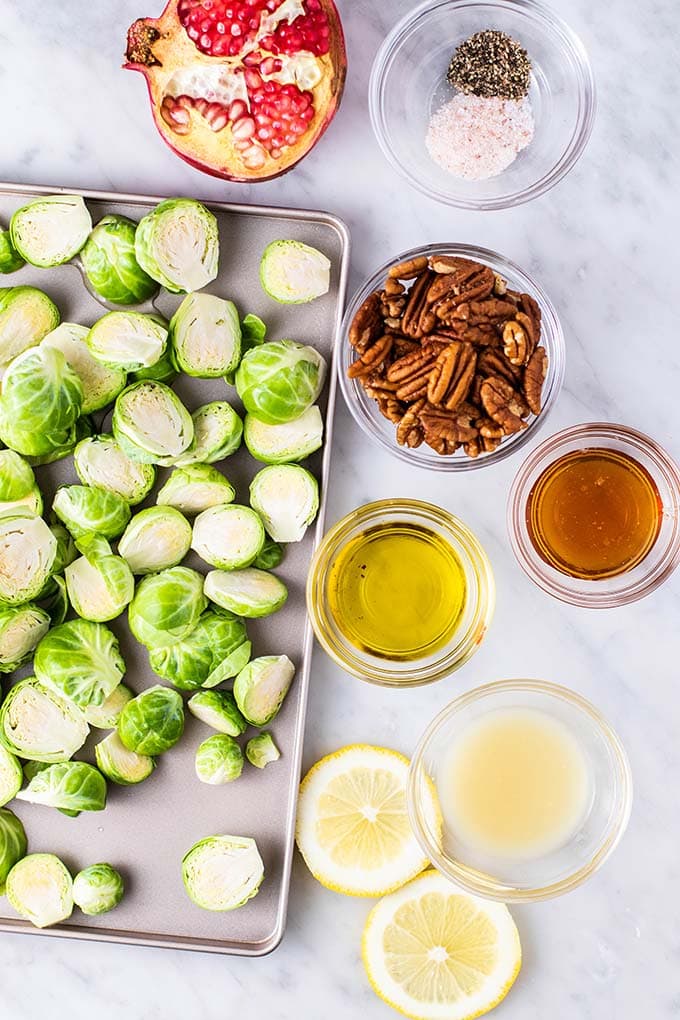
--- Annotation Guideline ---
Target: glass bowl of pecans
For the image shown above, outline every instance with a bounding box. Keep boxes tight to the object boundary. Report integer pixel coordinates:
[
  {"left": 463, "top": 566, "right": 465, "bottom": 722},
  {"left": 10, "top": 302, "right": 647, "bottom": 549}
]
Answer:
[{"left": 338, "top": 243, "right": 565, "bottom": 471}]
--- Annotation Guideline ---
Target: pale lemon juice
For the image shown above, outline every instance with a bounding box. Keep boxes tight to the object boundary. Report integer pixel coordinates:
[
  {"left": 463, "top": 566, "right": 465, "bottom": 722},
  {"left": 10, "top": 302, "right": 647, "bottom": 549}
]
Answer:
[{"left": 438, "top": 707, "right": 591, "bottom": 859}]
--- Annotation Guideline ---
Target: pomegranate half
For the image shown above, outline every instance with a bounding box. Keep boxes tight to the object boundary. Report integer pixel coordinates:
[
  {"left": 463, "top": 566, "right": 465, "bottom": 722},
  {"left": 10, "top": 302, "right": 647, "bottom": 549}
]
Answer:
[{"left": 124, "top": 0, "right": 347, "bottom": 183}]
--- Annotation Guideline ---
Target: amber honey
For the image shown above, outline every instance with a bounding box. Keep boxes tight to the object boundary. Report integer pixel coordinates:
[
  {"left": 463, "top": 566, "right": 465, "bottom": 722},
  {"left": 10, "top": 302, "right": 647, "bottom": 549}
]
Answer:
[{"left": 526, "top": 447, "right": 663, "bottom": 579}]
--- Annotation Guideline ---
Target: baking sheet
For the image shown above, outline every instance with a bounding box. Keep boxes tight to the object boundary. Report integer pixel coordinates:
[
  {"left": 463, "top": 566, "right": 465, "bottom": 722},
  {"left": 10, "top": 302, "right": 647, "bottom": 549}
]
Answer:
[{"left": 0, "top": 183, "right": 350, "bottom": 955}]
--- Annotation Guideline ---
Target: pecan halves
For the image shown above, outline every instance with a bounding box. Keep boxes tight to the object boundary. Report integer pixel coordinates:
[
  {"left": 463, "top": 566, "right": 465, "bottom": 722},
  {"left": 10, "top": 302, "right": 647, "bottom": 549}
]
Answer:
[
  {"left": 349, "top": 292, "right": 383, "bottom": 352},
  {"left": 347, "top": 334, "right": 393, "bottom": 378},
  {"left": 396, "top": 398, "right": 426, "bottom": 448},
  {"left": 502, "top": 319, "right": 530, "bottom": 366},
  {"left": 524, "top": 346, "right": 548, "bottom": 415},
  {"left": 480, "top": 376, "right": 528, "bottom": 434},
  {"left": 401, "top": 271, "right": 434, "bottom": 338},
  {"left": 419, "top": 406, "right": 478, "bottom": 455},
  {"left": 388, "top": 256, "right": 428, "bottom": 280},
  {"left": 427, "top": 343, "right": 477, "bottom": 411},
  {"left": 478, "top": 348, "right": 521, "bottom": 385}
]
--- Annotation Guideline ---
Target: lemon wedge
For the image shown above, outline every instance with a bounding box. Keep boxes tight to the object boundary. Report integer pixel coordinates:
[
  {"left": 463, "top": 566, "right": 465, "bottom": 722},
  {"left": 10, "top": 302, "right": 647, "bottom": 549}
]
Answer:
[
  {"left": 295, "top": 744, "right": 439, "bottom": 897},
  {"left": 362, "top": 869, "right": 521, "bottom": 1020}
]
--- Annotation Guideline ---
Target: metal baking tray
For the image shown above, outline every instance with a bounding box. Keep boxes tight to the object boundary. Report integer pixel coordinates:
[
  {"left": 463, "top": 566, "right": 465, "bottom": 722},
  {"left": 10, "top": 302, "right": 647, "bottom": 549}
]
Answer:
[{"left": 0, "top": 182, "right": 350, "bottom": 955}]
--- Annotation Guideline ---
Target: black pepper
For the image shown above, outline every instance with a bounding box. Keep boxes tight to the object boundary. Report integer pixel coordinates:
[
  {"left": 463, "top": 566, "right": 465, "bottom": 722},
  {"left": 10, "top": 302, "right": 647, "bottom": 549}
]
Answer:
[{"left": 447, "top": 30, "right": 532, "bottom": 100}]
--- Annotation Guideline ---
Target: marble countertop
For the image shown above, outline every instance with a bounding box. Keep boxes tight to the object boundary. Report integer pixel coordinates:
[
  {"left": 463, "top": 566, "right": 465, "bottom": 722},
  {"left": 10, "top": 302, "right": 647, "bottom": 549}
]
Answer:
[{"left": 1, "top": 0, "right": 679, "bottom": 1016}]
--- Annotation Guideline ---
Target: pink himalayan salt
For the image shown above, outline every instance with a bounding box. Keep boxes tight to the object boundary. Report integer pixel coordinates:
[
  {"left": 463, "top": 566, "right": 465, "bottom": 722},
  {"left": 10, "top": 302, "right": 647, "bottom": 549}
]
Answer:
[{"left": 425, "top": 93, "right": 534, "bottom": 181}]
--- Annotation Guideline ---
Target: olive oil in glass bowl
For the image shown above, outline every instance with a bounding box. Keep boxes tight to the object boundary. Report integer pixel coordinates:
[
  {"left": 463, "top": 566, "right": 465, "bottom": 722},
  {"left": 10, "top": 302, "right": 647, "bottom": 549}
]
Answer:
[{"left": 306, "top": 499, "right": 495, "bottom": 687}]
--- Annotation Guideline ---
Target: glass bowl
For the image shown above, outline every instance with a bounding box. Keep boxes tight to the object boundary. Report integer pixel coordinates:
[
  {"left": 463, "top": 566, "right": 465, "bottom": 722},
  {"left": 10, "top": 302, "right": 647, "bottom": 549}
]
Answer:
[
  {"left": 369, "top": 0, "right": 596, "bottom": 210},
  {"left": 408, "top": 679, "right": 632, "bottom": 901},
  {"left": 338, "top": 243, "right": 565, "bottom": 472},
  {"left": 508, "top": 423, "right": 680, "bottom": 607},
  {"left": 306, "top": 499, "right": 495, "bottom": 687}
]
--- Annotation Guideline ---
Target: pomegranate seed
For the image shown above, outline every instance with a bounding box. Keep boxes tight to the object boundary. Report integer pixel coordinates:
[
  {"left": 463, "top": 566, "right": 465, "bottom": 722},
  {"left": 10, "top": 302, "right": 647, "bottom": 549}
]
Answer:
[
  {"left": 232, "top": 116, "right": 256, "bottom": 139},
  {"left": 243, "top": 51, "right": 261, "bottom": 66},
  {"left": 229, "top": 99, "right": 248, "bottom": 120},
  {"left": 210, "top": 112, "right": 229, "bottom": 131},
  {"left": 169, "top": 106, "right": 191, "bottom": 124},
  {"left": 257, "top": 126, "right": 273, "bottom": 140},
  {"left": 291, "top": 117, "right": 308, "bottom": 134},
  {"left": 245, "top": 69, "right": 262, "bottom": 89},
  {"left": 270, "top": 134, "right": 284, "bottom": 148},
  {"left": 260, "top": 56, "right": 276, "bottom": 75},
  {"left": 194, "top": 98, "right": 210, "bottom": 114},
  {"left": 176, "top": 95, "right": 195, "bottom": 109},
  {"left": 242, "top": 145, "right": 266, "bottom": 169},
  {"left": 234, "top": 138, "right": 252, "bottom": 151},
  {"left": 300, "top": 106, "right": 314, "bottom": 121},
  {"left": 263, "top": 81, "right": 276, "bottom": 93},
  {"left": 270, "top": 148, "right": 282, "bottom": 159},
  {"left": 285, "top": 132, "right": 297, "bottom": 146}
]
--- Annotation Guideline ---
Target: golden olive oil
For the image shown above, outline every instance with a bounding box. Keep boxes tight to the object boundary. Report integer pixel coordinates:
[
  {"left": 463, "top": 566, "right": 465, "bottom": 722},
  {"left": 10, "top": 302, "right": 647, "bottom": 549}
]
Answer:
[{"left": 327, "top": 522, "right": 467, "bottom": 661}]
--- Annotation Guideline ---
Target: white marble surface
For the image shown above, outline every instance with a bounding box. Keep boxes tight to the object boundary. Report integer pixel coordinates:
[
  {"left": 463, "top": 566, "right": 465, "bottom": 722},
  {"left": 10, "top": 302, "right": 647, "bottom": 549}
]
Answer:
[{"left": 2, "top": 0, "right": 679, "bottom": 1016}]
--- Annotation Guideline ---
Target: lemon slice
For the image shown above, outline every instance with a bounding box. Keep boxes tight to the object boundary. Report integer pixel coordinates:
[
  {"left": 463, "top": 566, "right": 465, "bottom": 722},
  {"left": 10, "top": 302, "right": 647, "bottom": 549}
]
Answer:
[
  {"left": 295, "top": 744, "right": 439, "bottom": 897},
  {"left": 362, "top": 869, "right": 521, "bottom": 1020}
]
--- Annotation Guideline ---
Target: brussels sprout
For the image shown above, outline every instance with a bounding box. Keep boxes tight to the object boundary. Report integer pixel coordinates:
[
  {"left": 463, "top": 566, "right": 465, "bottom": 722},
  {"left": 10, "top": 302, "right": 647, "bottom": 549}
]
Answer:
[
  {"left": 0, "top": 510, "right": 57, "bottom": 606},
  {"left": 36, "top": 575, "right": 69, "bottom": 627},
  {"left": 112, "top": 381, "right": 194, "bottom": 465},
  {"left": 0, "top": 346, "right": 83, "bottom": 457},
  {"left": 0, "top": 450, "right": 42, "bottom": 515},
  {"left": 22, "top": 414, "right": 94, "bottom": 468},
  {"left": 134, "top": 198, "right": 219, "bottom": 294},
  {"left": 95, "top": 730, "right": 155, "bottom": 786},
  {"left": 34, "top": 619, "right": 125, "bottom": 709},
  {"left": 17, "top": 761, "right": 107, "bottom": 812},
  {"left": 0, "top": 745, "right": 23, "bottom": 806},
  {"left": 22, "top": 760, "right": 80, "bottom": 818},
  {"left": 0, "top": 230, "right": 24, "bottom": 274},
  {"left": 170, "top": 293, "right": 241, "bottom": 378},
  {"left": 187, "top": 690, "right": 247, "bottom": 736},
  {"left": 80, "top": 215, "right": 158, "bottom": 305},
  {"left": 0, "top": 604, "right": 51, "bottom": 673},
  {"left": 253, "top": 536, "right": 285, "bottom": 571},
  {"left": 249, "top": 465, "right": 319, "bottom": 543},
  {"left": 225, "top": 313, "right": 266, "bottom": 385},
  {"left": 195, "top": 734, "right": 243, "bottom": 785},
  {"left": 157, "top": 463, "right": 235, "bottom": 516},
  {"left": 41, "top": 322, "right": 127, "bottom": 414},
  {"left": 128, "top": 566, "right": 207, "bottom": 648},
  {"left": 118, "top": 506, "right": 192, "bottom": 575},
  {"left": 6, "top": 853, "right": 73, "bottom": 928},
  {"left": 149, "top": 611, "right": 250, "bottom": 691},
  {"left": 260, "top": 240, "right": 331, "bottom": 304},
  {"left": 74, "top": 435, "right": 156, "bottom": 505},
  {"left": 50, "top": 524, "right": 77, "bottom": 574},
  {"left": 87, "top": 311, "right": 168, "bottom": 372},
  {"left": 192, "top": 504, "right": 265, "bottom": 570},
  {"left": 85, "top": 683, "right": 133, "bottom": 729},
  {"left": 10, "top": 194, "right": 91, "bottom": 268},
  {"left": 118, "top": 684, "right": 184, "bottom": 755},
  {"left": 244, "top": 405, "right": 323, "bottom": 464},
  {"left": 235, "top": 340, "right": 326, "bottom": 425},
  {"left": 182, "top": 835, "right": 263, "bottom": 912},
  {"left": 52, "top": 484, "right": 131, "bottom": 540},
  {"left": 130, "top": 346, "right": 178, "bottom": 385},
  {"left": 245, "top": 732, "right": 280, "bottom": 769},
  {"left": 204, "top": 568, "right": 287, "bottom": 619},
  {"left": 233, "top": 655, "right": 295, "bottom": 726},
  {"left": 73, "top": 863, "right": 124, "bottom": 915},
  {"left": 65, "top": 538, "right": 135, "bottom": 622},
  {"left": 0, "top": 808, "right": 27, "bottom": 893},
  {"left": 0, "top": 676, "right": 89, "bottom": 762},
  {"left": 175, "top": 402, "right": 243, "bottom": 465},
  {"left": 0, "top": 285, "right": 60, "bottom": 374}
]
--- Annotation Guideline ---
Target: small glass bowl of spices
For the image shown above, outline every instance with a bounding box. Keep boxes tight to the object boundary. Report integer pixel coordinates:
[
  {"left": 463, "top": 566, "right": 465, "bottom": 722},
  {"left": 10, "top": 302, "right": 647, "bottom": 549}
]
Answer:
[
  {"left": 508, "top": 423, "right": 680, "bottom": 606},
  {"left": 306, "top": 499, "right": 495, "bottom": 686},
  {"left": 369, "top": 0, "right": 595, "bottom": 209}
]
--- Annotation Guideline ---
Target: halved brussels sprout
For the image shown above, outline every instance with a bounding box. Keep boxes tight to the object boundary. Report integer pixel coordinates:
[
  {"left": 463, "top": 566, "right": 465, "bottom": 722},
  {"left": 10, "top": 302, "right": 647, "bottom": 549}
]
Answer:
[
  {"left": 170, "top": 293, "right": 241, "bottom": 377},
  {"left": 175, "top": 402, "right": 243, "bottom": 465},
  {"left": 52, "top": 484, "right": 131, "bottom": 540},
  {"left": 95, "top": 730, "right": 155, "bottom": 786},
  {"left": 0, "top": 510, "right": 57, "bottom": 606},
  {"left": 249, "top": 465, "right": 319, "bottom": 543},
  {"left": 34, "top": 619, "right": 125, "bottom": 709},
  {"left": 130, "top": 345, "right": 178, "bottom": 385},
  {"left": 10, "top": 195, "right": 91, "bottom": 268},
  {"left": 0, "top": 285, "right": 60, "bottom": 375},
  {"left": 0, "top": 808, "right": 27, "bottom": 893},
  {"left": 73, "top": 863, "right": 124, "bottom": 915},
  {"left": 182, "top": 835, "right": 263, "bottom": 912},
  {"left": 85, "top": 683, "right": 133, "bottom": 729},
  {"left": 156, "top": 463, "right": 235, "bottom": 516},
  {"left": 233, "top": 655, "right": 295, "bottom": 726},
  {"left": 0, "top": 604, "right": 51, "bottom": 673},
  {"left": 0, "top": 746, "right": 23, "bottom": 806},
  {"left": 118, "top": 506, "right": 192, "bottom": 575},
  {"left": 87, "top": 311, "right": 168, "bottom": 372},
  {"left": 6, "top": 852, "right": 73, "bottom": 927},
  {"left": 65, "top": 537, "right": 135, "bottom": 622},
  {"left": 149, "top": 611, "right": 250, "bottom": 691},
  {"left": 0, "top": 346, "right": 83, "bottom": 457},
  {"left": 0, "top": 676, "right": 89, "bottom": 762},
  {"left": 192, "top": 504, "right": 265, "bottom": 570},
  {"left": 0, "top": 450, "right": 42, "bottom": 515},
  {"left": 22, "top": 414, "right": 94, "bottom": 467},
  {"left": 36, "top": 575, "right": 69, "bottom": 627},
  {"left": 74, "top": 435, "right": 156, "bottom": 505},
  {"left": 134, "top": 198, "right": 219, "bottom": 294},
  {"left": 204, "top": 568, "right": 287, "bottom": 619},
  {"left": 80, "top": 215, "right": 158, "bottom": 305},
  {"left": 17, "top": 761, "right": 107, "bottom": 812},
  {"left": 225, "top": 313, "right": 266, "bottom": 385},
  {"left": 244, "top": 405, "right": 323, "bottom": 464},
  {"left": 245, "top": 732, "right": 280, "bottom": 769},
  {"left": 50, "top": 524, "right": 77, "bottom": 574},
  {"left": 187, "top": 689, "right": 247, "bottom": 736},
  {"left": 112, "top": 381, "right": 194, "bottom": 465},
  {"left": 260, "top": 240, "right": 331, "bottom": 304},
  {"left": 195, "top": 734, "right": 243, "bottom": 785},
  {"left": 128, "top": 566, "right": 207, "bottom": 648},
  {"left": 41, "top": 322, "right": 127, "bottom": 414},
  {"left": 253, "top": 536, "right": 285, "bottom": 571},
  {"left": 0, "top": 230, "right": 24, "bottom": 274},
  {"left": 235, "top": 340, "right": 326, "bottom": 425},
  {"left": 118, "top": 684, "right": 184, "bottom": 755}
]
